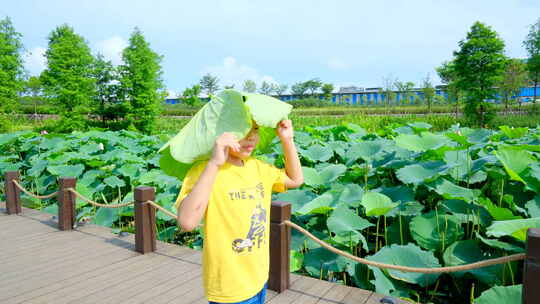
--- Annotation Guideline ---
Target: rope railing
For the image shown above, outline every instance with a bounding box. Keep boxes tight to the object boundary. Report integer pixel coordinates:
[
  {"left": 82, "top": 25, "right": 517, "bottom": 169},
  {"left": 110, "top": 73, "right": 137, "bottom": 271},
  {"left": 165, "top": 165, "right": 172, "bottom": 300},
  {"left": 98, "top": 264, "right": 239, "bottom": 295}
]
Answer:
[
  {"left": 282, "top": 220, "right": 526, "bottom": 273},
  {"left": 12, "top": 180, "right": 58, "bottom": 199},
  {"left": 66, "top": 188, "right": 135, "bottom": 208},
  {"left": 5, "top": 178, "right": 530, "bottom": 273}
]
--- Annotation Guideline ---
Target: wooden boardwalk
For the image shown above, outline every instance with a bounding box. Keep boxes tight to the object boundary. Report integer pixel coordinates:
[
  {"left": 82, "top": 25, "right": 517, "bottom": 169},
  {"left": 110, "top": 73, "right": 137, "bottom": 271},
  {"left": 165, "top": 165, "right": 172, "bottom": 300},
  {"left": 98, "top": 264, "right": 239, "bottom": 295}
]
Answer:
[{"left": 0, "top": 203, "right": 406, "bottom": 304}]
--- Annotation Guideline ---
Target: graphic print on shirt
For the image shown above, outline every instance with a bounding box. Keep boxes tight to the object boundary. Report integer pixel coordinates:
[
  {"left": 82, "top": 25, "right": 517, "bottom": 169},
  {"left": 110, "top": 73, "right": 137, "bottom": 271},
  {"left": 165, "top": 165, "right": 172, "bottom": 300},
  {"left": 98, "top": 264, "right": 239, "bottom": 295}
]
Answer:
[{"left": 231, "top": 183, "right": 267, "bottom": 254}]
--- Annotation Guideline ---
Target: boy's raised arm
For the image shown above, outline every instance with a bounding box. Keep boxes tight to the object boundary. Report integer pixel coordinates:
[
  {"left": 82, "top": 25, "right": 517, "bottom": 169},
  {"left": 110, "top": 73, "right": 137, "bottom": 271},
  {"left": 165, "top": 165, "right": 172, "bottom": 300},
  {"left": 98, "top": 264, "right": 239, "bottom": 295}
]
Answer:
[
  {"left": 277, "top": 120, "right": 304, "bottom": 189},
  {"left": 177, "top": 133, "right": 240, "bottom": 232}
]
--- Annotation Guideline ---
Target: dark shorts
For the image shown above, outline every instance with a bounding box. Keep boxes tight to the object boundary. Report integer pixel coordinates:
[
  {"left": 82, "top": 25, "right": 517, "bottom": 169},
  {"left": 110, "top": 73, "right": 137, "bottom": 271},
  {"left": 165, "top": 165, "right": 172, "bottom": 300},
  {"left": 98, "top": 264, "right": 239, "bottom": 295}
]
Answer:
[{"left": 208, "top": 281, "right": 268, "bottom": 304}]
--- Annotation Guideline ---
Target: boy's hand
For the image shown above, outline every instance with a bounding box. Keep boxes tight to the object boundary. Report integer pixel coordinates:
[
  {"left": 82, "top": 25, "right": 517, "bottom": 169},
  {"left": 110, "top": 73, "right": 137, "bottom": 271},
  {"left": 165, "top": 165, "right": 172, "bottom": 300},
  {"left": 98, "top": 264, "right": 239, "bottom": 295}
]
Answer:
[
  {"left": 276, "top": 120, "right": 294, "bottom": 141},
  {"left": 210, "top": 132, "right": 240, "bottom": 166}
]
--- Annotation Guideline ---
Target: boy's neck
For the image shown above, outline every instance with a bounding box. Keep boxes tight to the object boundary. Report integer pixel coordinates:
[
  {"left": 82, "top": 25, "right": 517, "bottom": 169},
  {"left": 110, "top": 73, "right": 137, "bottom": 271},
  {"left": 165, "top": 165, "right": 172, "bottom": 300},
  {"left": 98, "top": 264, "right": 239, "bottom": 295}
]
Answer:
[{"left": 227, "top": 155, "right": 245, "bottom": 167}]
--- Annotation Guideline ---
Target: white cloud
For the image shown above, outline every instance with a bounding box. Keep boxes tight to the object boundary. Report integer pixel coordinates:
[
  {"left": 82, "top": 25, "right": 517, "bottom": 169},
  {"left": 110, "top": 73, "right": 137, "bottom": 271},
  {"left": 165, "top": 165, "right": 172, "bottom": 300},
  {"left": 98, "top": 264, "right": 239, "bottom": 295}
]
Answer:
[
  {"left": 327, "top": 57, "right": 348, "bottom": 70},
  {"left": 23, "top": 47, "right": 47, "bottom": 76},
  {"left": 200, "top": 56, "right": 277, "bottom": 89},
  {"left": 94, "top": 36, "right": 128, "bottom": 66}
]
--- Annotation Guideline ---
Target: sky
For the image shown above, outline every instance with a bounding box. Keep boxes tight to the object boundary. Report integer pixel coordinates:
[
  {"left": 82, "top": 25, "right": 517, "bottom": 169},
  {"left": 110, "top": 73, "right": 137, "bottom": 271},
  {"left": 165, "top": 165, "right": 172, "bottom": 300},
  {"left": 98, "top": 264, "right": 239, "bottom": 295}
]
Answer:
[{"left": 2, "top": 0, "right": 539, "bottom": 97}]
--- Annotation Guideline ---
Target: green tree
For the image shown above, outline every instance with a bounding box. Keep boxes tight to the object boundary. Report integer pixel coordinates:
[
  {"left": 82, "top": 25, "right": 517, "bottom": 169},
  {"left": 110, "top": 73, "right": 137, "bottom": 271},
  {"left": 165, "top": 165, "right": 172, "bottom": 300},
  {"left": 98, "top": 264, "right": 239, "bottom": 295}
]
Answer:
[
  {"left": 382, "top": 76, "right": 396, "bottom": 110},
  {"left": 92, "top": 54, "right": 125, "bottom": 128},
  {"left": 394, "top": 80, "right": 414, "bottom": 105},
  {"left": 120, "top": 27, "right": 165, "bottom": 134},
  {"left": 24, "top": 76, "right": 43, "bottom": 117},
  {"left": 422, "top": 74, "right": 435, "bottom": 113},
  {"left": 524, "top": 18, "right": 540, "bottom": 107},
  {"left": 273, "top": 83, "right": 288, "bottom": 95},
  {"left": 41, "top": 24, "right": 96, "bottom": 131},
  {"left": 259, "top": 81, "right": 273, "bottom": 95},
  {"left": 0, "top": 17, "right": 25, "bottom": 114},
  {"left": 242, "top": 79, "right": 256, "bottom": 93},
  {"left": 199, "top": 73, "right": 219, "bottom": 95},
  {"left": 453, "top": 21, "right": 506, "bottom": 126},
  {"left": 303, "top": 78, "right": 323, "bottom": 96},
  {"left": 498, "top": 58, "right": 528, "bottom": 113},
  {"left": 181, "top": 84, "right": 202, "bottom": 107},
  {"left": 321, "top": 83, "right": 334, "bottom": 100},
  {"left": 291, "top": 82, "right": 308, "bottom": 98}
]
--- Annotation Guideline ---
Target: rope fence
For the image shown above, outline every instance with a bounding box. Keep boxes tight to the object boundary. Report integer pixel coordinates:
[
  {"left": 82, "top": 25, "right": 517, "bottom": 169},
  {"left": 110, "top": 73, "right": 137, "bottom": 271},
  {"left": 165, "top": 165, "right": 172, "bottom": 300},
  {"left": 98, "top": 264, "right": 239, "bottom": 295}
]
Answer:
[
  {"left": 3, "top": 170, "right": 540, "bottom": 301},
  {"left": 12, "top": 180, "right": 58, "bottom": 199},
  {"left": 66, "top": 188, "right": 135, "bottom": 208}
]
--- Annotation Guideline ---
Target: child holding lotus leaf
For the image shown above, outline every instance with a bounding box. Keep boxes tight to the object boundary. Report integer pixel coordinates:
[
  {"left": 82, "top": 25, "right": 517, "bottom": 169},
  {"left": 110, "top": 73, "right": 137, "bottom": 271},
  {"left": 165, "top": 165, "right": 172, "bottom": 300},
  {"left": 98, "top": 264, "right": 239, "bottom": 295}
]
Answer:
[{"left": 159, "top": 90, "right": 303, "bottom": 304}]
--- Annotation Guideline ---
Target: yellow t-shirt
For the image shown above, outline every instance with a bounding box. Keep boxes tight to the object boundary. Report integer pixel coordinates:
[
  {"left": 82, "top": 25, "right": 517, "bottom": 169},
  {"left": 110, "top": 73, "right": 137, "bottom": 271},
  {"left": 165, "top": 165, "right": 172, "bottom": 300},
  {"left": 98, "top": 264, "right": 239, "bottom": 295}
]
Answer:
[{"left": 175, "top": 157, "right": 287, "bottom": 303}]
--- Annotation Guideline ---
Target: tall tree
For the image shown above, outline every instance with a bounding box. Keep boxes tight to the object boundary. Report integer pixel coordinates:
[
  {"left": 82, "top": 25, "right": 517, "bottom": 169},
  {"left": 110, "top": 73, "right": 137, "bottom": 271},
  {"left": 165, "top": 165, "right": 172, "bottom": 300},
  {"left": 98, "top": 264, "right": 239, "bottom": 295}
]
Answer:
[
  {"left": 321, "top": 83, "right": 334, "bottom": 100},
  {"left": 394, "top": 80, "right": 414, "bottom": 105},
  {"left": 199, "top": 73, "right": 219, "bottom": 95},
  {"left": 0, "top": 17, "right": 25, "bottom": 113},
  {"left": 41, "top": 24, "right": 95, "bottom": 131},
  {"left": 24, "top": 76, "right": 43, "bottom": 117},
  {"left": 498, "top": 58, "right": 528, "bottom": 113},
  {"left": 258, "top": 81, "right": 273, "bottom": 95},
  {"left": 273, "top": 83, "right": 288, "bottom": 96},
  {"left": 453, "top": 22, "right": 506, "bottom": 126},
  {"left": 382, "top": 76, "right": 396, "bottom": 110},
  {"left": 291, "top": 82, "right": 308, "bottom": 98},
  {"left": 524, "top": 18, "right": 540, "bottom": 107},
  {"left": 181, "top": 84, "right": 202, "bottom": 107},
  {"left": 120, "top": 27, "right": 165, "bottom": 134},
  {"left": 92, "top": 54, "right": 124, "bottom": 127},
  {"left": 303, "top": 78, "right": 323, "bottom": 96},
  {"left": 422, "top": 74, "right": 435, "bottom": 113},
  {"left": 242, "top": 80, "right": 256, "bottom": 93}
]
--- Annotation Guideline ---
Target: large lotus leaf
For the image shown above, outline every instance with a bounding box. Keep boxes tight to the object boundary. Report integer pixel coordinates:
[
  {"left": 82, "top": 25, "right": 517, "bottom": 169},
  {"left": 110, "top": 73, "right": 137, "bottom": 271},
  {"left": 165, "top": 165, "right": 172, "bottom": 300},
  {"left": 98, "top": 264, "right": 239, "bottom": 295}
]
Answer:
[
  {"left": 475, "top": 285, "right": 521, "bottom": 304},
  {"left": 47, "top": 164, "right": 85, "bottom": 178},
  {"left": 444, "top": 150, "right": 473, "bottom": 180},
  {"left": 327, "top": 204, "right": 373, "bottom": 249},
  {"left": 297, "top": 192, "right": 335, "bottom": 215},
  {"left": 158, "top": 90, "right": 291, "bottom": 179},
  {"left": 395, "top": 132, "right": 449, "bottom": 152},
  {"left": 302, "top": 144, "right": 333, "bottom": 162},
  {"left": 476, "top": 233, "right": 524, "bottom": 253},
  {"left": 303, "top": 247, "right": 350, "bottom": 278},
  {"left": 429, "top": 178, "right": 480, "bottom": 203},
  {"left": 486, "top": 217, "right": 540, "bottom": 241},
  {"left": 274, "top": 189, "right": 316, "bottom": 214},
  {"left": 410, "top": 211, "right": 463, "bottom": 252},
  {"left": 345, "top": 141, "right": 383, "bottom": 163},
  {"left": 302, "top": 164, "right": 346, "bottom": 188},
  {"left": 104, "top": 176, "right": 125, "bottom": 188},
  {"left": 158, "top": 146, "right": 194, "bottom": 180},
  {"left": 367, "top": 244, "right": 440, "bottom": 287},
  {"left": 443, "top": 240, "right": 502, "bottom": 284},
  {"left": 396, "top": 161, "right": 446, "bottom": 185},
  {"left": 523, "top": 164, "right": 540, "bottom": 192},
  {"left": 290, "top": 250, "right": 303, "bottom": 272},
  {"left": 499, "top": 125, "right": 528, "bottom": 139},
  {"left": 93, "top": 207, "right": 119, "bottom": 227},
  {"left": 243, "top": 92, "right": 293, "bottom": 127},
  {"left": 441, "top": 199, "right": 492, "bottom": 226},
  {"left": 526, "top": 195, "right": 540, "bottom": 217},
  {"left": 360, "top": 192, "right": 398, "bottom": 217},
  {"left": 331, "top": 183, "right": 364, "bottom": 207},
  {"left": 495, "top": 146, "right": 537, "bottom": 183}
]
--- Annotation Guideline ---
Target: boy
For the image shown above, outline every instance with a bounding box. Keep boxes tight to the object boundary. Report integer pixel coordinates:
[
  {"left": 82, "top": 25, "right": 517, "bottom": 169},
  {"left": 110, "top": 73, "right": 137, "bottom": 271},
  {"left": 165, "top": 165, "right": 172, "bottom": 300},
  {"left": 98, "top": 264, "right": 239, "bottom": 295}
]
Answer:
[{"left": 175, "top": 119, "right": 303, "bottom": 304}]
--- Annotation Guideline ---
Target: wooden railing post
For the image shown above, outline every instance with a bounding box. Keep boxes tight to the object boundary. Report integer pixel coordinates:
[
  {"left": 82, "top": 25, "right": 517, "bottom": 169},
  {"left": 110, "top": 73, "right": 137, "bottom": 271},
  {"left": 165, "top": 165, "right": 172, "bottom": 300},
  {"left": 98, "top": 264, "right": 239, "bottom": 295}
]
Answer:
[
  {"left": 58, "top": 177, "right": 77, "bottom": 230},
  {"left": 4, "top": 171, "right": 21, "bottom": 215},
  {"left": 523, "top": 228, "right": 540, "bottom": 304},
  {"left": 269, "top": 201, "right": 291, "bottom": 293},
  {"left": 134, "top": 186, "right": 156, "bottom": 254}
]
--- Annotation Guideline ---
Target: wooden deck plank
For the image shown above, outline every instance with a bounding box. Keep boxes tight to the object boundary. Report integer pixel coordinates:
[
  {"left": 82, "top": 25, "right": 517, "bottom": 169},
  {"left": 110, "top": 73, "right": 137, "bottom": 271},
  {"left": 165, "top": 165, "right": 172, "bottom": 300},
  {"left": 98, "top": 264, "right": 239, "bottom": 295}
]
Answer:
[
  {"left": 341, "top": 287, "right": 375, "bottom": 304},
  {"left": 315, "top": 284, "right": 354, "bottom": 304}
]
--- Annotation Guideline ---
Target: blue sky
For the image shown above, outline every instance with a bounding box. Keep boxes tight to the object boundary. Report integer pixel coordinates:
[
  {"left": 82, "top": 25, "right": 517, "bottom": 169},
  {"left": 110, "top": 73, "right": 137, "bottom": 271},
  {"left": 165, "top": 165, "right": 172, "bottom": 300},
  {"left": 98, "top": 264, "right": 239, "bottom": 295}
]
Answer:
[{"left": 2, "top": 0, "right": 539, "bottom": 97}]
